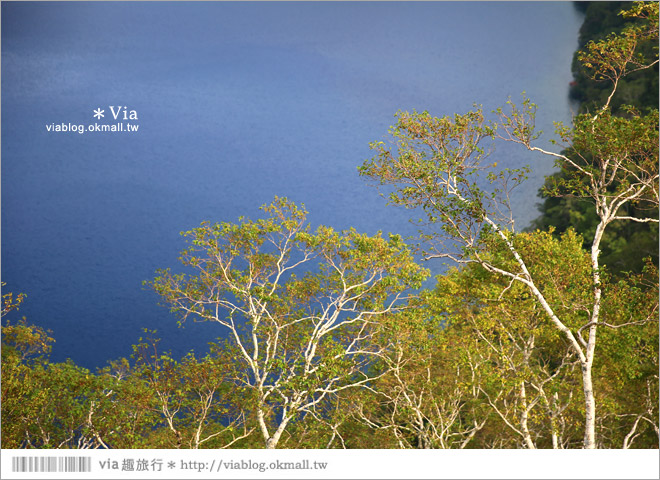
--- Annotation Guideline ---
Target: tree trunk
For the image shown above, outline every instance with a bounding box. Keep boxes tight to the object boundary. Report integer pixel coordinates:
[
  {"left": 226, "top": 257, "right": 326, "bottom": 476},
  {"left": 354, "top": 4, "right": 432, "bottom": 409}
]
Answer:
[
  {"left": 256, "top": 408, "right": 272, "bottom": 448},
  {"left": 551, "top": 392, "right": 560, "bottom": 449},
  {"left": 520, "top": 382, "right": 536, "bottom": 449},
  {"left": 581, "top": 359, "right": 597, "bottom": 449},
  {"left": 265, "top": 417, "right": 290, "bottom": 449},
  {"left": 582, "top": 220, "right": 605, "bottom": 449}
]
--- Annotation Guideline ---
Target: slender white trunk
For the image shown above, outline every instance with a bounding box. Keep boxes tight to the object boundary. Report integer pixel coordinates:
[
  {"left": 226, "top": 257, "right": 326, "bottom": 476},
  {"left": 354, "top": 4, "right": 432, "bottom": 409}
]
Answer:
[
  {"left": 520, "top": 382, "right": 536, "bottom": 449},
  {"left": 257, "top": 403, "right": 292, "bottom": 449},
  {"left": 581, "top": 359, "right": 596, "bottom": 449},
  {"left": 551, "top": 428, "right": 559, "bottom": 449},
  {"left": 551, "top": 392, "right": 560, "bottom": 449},
  {"left": 623, "top": 415, "right": 643, "bottom": 449},
  {"left": 581, "top": 219, "right": 606, "bottom": 449},
  {"left": 265, "top": 416, "right": 291, "bottom": 449},
  {"left": 256, "top": 408, "right": 271, "bottom": 448}
]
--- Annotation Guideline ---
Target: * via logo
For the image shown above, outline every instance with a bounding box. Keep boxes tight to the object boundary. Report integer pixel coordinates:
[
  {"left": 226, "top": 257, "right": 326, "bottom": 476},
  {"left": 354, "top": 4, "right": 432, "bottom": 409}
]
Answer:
[{"left": 93, "top": 106, "right": 138, "bottom": 121}]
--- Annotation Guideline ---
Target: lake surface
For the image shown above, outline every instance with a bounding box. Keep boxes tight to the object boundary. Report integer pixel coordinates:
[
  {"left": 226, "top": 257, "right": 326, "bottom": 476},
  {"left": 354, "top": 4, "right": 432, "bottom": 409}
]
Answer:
[{"left": 1, "top": 2, "right": 583, "bottom": 370}]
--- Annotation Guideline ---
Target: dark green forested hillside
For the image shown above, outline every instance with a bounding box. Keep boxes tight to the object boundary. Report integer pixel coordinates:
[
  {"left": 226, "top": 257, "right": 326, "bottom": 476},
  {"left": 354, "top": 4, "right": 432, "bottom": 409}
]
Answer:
[
  {"left": 571, "top": 1, "right": 659, "bottom": 113},
  {"left": 531, "top": 1, "right": 659, "bottom": 275}
]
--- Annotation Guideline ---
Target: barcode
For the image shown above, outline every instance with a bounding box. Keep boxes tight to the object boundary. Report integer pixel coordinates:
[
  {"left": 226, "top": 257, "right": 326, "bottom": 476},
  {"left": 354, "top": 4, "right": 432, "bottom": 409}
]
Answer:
[{"left": 11, "top": 456, "right": 92, "bottom": 473}]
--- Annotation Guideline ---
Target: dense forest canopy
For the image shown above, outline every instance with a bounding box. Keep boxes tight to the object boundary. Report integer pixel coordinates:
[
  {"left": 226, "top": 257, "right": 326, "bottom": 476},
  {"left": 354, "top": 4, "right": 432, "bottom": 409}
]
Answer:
[
  {"left": 2, "top": 2, "right": 658, "bottom": 450},
  {"left": 532, "top": 0, "right": 659, "bottom": 275}
]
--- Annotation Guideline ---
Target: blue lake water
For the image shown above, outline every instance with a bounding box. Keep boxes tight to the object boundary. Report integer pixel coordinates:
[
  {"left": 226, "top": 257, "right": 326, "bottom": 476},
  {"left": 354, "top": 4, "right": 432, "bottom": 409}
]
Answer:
[{"left": 1, "top": 2, "right": 583, "bottom": 370}]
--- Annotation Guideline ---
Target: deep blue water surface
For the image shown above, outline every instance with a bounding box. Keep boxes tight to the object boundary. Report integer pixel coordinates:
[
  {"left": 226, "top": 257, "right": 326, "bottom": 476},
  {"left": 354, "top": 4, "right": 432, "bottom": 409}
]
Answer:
[{"left": 2, "top": 2, "right": 582, "bottom": 369}]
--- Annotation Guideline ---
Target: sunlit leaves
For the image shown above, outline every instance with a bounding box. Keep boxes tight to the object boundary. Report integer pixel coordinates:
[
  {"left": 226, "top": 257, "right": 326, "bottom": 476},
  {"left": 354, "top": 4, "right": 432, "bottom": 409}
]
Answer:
[
  {"left": 578, "top": 2, "right": 658, "bottom": 87},
  {"left": 147, "top": 198, "right": 427, "bottom": 448}
]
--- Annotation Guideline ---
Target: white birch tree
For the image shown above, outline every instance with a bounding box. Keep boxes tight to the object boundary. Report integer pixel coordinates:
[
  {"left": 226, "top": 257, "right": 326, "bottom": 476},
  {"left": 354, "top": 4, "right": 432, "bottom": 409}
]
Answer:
[
  {"left": 150, "top": 197, "right": 427, "bottom": 448},
  {"left": 359, "top": 2, "right": 658, "bottom": 448}
]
